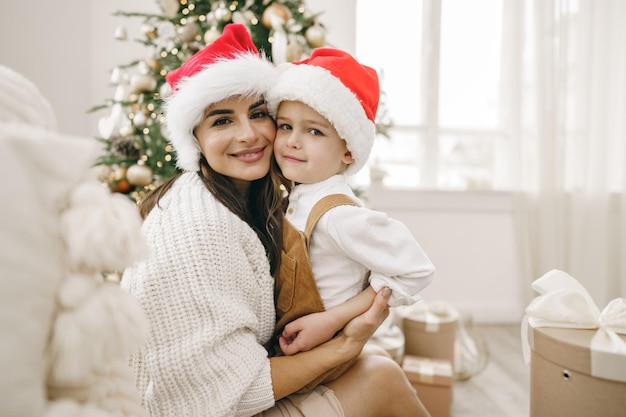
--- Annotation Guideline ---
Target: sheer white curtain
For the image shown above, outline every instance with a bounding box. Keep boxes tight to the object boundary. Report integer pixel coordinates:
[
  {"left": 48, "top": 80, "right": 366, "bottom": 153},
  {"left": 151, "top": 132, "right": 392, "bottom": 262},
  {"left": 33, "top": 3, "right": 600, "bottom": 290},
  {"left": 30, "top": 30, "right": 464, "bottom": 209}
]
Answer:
[{"left": 510, "top": 0, "right": 626, "bottom": 306}]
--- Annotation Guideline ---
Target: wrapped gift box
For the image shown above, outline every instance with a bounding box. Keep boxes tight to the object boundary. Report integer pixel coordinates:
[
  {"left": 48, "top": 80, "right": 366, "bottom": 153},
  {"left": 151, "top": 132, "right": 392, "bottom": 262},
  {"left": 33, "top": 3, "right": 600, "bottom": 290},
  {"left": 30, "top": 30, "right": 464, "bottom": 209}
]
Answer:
[
  {"left": 399, "top": 301, "right": 459, "bottom": 367},
  {"left": 530, "top": 326, "right": 626, "bottom": 417},
  {"left": 522, "top": 270, "right": 626, "bottom": 417},
  {"left": 402, "top": 355, "right": 453, "bottom": 417}
]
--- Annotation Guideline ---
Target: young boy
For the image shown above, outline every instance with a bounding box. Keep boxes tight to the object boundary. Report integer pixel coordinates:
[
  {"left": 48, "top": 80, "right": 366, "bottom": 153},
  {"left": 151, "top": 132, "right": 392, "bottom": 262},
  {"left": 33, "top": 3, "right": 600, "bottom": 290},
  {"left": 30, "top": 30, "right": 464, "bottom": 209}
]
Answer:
[{"left": 267, "top": 48, "right": 436, "bottom": 358}]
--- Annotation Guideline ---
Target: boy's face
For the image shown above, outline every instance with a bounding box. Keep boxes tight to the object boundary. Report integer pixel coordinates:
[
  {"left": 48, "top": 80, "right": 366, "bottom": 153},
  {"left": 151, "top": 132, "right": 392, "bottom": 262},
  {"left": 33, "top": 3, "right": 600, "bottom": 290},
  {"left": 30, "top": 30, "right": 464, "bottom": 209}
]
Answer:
[{"left": 274, "top": 101, "right": 354, "bottom": 184}]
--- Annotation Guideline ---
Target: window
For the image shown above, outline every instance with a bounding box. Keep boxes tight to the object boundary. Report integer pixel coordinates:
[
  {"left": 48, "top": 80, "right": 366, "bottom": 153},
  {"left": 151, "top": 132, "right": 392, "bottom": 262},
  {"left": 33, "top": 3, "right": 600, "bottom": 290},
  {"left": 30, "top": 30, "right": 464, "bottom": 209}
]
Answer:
[{"left": 355, "top": 0, "right": 510, "bottom": 190}]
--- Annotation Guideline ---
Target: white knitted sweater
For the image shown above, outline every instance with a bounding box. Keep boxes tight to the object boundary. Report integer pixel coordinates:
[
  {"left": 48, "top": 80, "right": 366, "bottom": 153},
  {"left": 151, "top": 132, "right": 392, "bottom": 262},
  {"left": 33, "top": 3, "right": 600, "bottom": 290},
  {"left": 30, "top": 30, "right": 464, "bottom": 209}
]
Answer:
[{"left": 121, "top": 172, "right": 276, "bottom": 417}]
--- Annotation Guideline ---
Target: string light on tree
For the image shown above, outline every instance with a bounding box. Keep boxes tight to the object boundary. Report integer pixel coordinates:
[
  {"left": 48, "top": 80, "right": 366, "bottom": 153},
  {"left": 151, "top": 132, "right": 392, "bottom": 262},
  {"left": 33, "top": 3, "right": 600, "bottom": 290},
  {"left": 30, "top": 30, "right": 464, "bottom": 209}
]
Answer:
[{"left": 90, "top": 0, "right": 329, "bottom": 203}]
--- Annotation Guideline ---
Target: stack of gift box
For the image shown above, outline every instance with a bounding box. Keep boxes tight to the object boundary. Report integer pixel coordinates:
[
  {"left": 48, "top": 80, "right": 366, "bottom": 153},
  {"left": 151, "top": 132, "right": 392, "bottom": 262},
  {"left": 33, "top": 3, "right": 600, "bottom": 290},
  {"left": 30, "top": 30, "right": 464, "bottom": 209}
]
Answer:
[
  {"left": 522, "top": 270, "right": 626, "bottom": 417},
  {"left": 367, "top": 299, "right": 490, "bottom": 417},
  {"left": 366, "top": 301, "right": 459, "bottom": 416},
  {"left": 397, "top": 302, "right": 460, "bottom": 417}
]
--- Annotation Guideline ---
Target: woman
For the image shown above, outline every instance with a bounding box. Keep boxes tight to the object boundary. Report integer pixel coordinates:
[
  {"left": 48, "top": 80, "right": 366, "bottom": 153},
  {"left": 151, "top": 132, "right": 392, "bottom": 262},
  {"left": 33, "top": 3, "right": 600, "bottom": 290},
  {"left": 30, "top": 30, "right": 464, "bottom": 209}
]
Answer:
[{"left": 121, "top": 24, "right": 431, "bottom": 417}]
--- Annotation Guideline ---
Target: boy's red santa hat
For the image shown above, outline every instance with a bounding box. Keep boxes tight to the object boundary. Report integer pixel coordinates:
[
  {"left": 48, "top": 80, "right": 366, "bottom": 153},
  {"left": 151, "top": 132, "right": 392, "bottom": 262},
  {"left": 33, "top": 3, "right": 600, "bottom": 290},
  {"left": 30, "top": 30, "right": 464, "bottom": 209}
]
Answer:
[
  {"left": 267, "top": 48, "right": 380, "bottom": 175},
  {"left": 164, "top": 23, "right": 276, "bottom": 172}
]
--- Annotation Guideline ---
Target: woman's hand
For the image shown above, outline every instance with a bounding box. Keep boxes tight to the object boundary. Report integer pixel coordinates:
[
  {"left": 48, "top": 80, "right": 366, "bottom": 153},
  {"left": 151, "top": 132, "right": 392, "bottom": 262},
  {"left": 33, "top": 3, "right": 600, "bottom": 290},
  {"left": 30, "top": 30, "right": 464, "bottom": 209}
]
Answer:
[{"left": 339, "top": 287, "right": 391, "bottom": 348}]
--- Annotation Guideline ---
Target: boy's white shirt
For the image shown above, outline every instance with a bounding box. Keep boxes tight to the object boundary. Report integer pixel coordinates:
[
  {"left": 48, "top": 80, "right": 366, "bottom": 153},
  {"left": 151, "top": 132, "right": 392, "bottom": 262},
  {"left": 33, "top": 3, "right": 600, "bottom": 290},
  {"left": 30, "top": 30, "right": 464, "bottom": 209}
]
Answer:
[{"left": 285, "top": 174, "right": 435, "bottom": 309}]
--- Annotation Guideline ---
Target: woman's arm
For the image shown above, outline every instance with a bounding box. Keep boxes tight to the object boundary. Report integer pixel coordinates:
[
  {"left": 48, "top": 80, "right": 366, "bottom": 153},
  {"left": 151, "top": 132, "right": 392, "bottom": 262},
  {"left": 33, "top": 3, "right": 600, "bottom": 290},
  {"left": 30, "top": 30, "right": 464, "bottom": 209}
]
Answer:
[
  {"left": 279, "top": 286, "right": 377, "bottom": 355},
  {"left": 270, "top": 287, "right": 391, "bottom": 400}
]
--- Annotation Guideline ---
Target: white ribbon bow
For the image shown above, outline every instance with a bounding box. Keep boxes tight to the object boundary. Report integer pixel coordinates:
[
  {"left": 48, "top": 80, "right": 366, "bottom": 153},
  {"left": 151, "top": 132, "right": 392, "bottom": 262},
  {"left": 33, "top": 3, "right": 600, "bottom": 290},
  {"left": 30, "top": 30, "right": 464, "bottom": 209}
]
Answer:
[
  {"left": 521, "top": 269, "right": 626, "bottom": 382},
  {"left": 399, "top": 300, "right": 460, "bottom": 332}
]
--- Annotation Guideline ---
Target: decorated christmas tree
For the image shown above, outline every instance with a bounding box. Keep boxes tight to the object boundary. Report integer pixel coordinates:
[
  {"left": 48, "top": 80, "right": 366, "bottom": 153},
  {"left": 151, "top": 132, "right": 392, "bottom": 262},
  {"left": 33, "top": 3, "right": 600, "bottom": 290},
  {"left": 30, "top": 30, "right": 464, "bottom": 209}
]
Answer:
[{"left": 91, "top": 0, "right": 327, "bottom": 203}]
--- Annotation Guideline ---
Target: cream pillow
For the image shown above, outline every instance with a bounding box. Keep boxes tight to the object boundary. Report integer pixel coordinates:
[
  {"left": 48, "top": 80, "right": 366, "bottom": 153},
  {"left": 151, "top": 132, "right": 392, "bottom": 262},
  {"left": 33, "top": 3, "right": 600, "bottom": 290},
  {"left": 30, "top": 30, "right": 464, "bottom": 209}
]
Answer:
[{"left": 0, "top": 124, "right": 100, "bottom": 417}]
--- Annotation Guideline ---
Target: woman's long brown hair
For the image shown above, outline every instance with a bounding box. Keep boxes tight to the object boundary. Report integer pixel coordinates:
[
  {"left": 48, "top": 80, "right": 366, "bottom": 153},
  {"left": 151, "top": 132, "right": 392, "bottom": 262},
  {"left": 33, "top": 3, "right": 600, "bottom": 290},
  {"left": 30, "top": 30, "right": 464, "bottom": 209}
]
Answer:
[{"left": 138, "top": 155, "right": 290, "bottom": 275}]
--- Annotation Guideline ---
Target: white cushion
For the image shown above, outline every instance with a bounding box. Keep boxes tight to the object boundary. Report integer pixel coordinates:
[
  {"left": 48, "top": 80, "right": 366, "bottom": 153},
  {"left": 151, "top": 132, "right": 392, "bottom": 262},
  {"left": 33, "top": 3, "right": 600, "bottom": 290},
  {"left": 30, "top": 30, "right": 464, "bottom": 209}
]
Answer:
[{"left": 0, "top": 124, "right": 100, "bottom": 417}]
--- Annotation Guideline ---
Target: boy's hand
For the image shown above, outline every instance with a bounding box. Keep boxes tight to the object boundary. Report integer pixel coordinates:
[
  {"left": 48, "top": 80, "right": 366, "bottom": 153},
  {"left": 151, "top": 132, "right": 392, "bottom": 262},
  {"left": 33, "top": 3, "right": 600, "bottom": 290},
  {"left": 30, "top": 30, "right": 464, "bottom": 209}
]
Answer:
[{"left": 279, "top": 310, "right": 341, "bottom": 355}]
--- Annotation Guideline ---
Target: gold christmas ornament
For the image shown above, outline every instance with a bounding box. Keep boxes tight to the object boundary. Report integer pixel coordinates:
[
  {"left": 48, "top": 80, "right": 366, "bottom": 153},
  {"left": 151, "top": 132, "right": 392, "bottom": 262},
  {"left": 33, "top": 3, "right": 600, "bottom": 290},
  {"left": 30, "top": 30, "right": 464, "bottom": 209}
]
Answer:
[
  {"left": 146, "top": 57, "right": 161, "bottom": 71},
  {"left": 130, "top": 73, "right": 157, "bottom": 94},
  {"left": 305, "top": 25, "right": 326, "bottom": 48},
  {"left": 262, "top": 3, "right": 291, "bottom": 29},
  {"left": 286, "top": 40, "right": 304, "bottom": 62},
  {"left": 109, "top": 166, "right": 131, "bottom": 193},
  {"left": 95, "top": 164, "right": 113, "bottom": 182},
  {"left": 178, "top": 19, "right": 200, "bottom": 42},
  {"left": 126, "top": 163, "right": 154, "bottom": 187},
  {"left": 141, "top": 23, "right": 157, "bottom": 38}
]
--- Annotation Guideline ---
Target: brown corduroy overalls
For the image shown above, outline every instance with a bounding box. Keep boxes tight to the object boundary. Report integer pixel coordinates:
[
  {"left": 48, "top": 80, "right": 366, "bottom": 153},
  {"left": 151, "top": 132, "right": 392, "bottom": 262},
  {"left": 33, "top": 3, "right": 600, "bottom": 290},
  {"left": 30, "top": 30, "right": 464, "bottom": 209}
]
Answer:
[{"left": 269, "top": 194, "right": 360, "bottom": 394}]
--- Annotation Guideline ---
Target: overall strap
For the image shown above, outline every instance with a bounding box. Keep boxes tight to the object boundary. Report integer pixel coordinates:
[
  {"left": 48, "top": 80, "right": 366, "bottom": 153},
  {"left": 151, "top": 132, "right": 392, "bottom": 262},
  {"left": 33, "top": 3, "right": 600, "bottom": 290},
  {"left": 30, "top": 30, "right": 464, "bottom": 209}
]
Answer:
[{"left": 303, "top": 194, "right": 359, "bottom": 244}]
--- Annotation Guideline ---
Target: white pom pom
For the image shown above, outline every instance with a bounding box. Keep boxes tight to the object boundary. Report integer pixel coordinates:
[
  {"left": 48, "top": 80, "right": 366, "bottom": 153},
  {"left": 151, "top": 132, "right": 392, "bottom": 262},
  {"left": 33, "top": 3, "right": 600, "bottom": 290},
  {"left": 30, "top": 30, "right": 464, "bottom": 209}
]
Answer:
[
  {"left": 56, "top": 273, "right": 98, "bottom": 309},
  {"left": 60, "top": 181, "right": 146, "bottom": 273},
  {"left": 47, "top": 273, "right": 149, "bottom": 386}
]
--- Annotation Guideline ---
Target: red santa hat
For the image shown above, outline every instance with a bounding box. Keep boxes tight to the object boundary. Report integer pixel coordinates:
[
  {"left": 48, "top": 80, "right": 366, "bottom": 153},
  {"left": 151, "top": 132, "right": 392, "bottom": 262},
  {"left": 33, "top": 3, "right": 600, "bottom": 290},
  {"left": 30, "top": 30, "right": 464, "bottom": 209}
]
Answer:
[
  {"left": 164, "top": 24, "right": 276, "bottom": 172},
  {"left": 267, "top": 48, "right": 380, "bottom": 175}
]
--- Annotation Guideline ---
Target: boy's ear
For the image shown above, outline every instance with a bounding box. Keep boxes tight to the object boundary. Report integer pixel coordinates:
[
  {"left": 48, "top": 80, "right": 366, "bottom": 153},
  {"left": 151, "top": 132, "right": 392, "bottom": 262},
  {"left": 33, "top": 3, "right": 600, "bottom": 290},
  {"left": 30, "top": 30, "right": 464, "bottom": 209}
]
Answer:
[{"left": 343, "top": 151, "right": 355, "bottom": 165}]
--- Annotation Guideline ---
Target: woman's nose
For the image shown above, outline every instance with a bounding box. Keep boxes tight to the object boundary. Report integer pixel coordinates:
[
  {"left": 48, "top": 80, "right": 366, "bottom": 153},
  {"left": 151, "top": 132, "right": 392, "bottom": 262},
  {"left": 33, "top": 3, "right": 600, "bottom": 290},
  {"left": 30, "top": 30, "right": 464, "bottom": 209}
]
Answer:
[{"left": 236, "top": 120, "right": 257, "bottom": 143}]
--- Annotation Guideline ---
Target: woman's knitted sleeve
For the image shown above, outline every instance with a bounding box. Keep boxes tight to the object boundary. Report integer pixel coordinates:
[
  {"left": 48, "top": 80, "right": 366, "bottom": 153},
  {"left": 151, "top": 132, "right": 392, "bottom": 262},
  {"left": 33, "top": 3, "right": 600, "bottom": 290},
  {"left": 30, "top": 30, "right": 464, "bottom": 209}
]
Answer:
[{"left": 122, "top": 176, "right": 276, "bottom": 417}]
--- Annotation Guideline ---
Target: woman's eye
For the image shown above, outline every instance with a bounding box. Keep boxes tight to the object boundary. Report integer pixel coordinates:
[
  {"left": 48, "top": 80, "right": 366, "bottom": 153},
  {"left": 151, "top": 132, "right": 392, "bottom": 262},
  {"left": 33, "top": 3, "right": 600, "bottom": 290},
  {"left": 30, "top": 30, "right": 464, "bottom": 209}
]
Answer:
[
  {"left": 251, "top": 110, "right": 268, "bottom": 119},
  {"left": 212, "top": 117, "right": 231, "bottom": 126}
]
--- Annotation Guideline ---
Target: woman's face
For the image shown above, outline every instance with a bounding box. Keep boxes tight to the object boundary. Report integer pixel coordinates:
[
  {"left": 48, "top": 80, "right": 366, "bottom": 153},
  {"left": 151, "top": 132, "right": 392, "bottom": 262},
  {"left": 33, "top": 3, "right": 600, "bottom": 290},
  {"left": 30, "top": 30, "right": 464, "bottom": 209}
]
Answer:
[{"left": 194, "top": 95, "right": 276, "bottom": 193}]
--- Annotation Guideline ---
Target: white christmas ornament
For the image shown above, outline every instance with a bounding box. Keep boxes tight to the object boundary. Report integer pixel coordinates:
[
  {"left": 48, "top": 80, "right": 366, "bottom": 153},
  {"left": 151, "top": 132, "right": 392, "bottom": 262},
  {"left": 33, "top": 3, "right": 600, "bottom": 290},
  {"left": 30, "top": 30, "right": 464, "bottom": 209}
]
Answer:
[
  {"left": 204, "top": 27, "right": 222, "bottom": 45},
  {"left": 114, "top": 26, "right": 127, "bottom": 40},
  {"left": 160, "top": 0, "right": 179, "bottom": 18},
  {"left": 133, "top": 112, "right": 148, "bottom": 128},
  {"left": 214, "top": 4, "right": 232, "bottom": 22},
  {"left": 231, "top": 11, "right": 246, "bottom": 25},
  {"left": 271, "top": 25, "right": 289, "bottom": 64},
  {"left": 137, "top": 60, "right": 151, "bottom": 75},
  {"left": 98, "top": 116, "right": 117, "bottom": 140},
  {"left": 119, "top": 124, "right": 134, "bottom": 138},
  {"left": 109, "top": 67, "right": 122, "bottom": 84},
  {"left": 114, "top": 84, "right": 130, "bottom": 102}
]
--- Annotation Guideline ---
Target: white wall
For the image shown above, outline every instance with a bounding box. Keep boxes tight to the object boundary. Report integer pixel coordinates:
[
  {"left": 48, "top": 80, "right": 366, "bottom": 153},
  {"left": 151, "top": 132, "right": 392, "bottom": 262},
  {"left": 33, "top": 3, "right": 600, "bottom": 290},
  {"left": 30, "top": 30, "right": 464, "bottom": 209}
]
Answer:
[
  {"left": 0, "top": 1, "right": 92, "bottom": 136},
  {"left": 0, "top": 0, "right": 525, "bottom": 323},
  {"left": 367, "top": 188, "right": 525, "bottom": 323}
]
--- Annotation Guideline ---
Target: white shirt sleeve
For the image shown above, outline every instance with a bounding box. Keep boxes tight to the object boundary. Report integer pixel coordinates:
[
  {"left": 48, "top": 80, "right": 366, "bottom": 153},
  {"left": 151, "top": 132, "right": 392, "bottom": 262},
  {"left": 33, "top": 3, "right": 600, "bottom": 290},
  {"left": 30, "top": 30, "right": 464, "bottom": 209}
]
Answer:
[{"left": 322, "top": 205, "right": 435, "bottom": 307}]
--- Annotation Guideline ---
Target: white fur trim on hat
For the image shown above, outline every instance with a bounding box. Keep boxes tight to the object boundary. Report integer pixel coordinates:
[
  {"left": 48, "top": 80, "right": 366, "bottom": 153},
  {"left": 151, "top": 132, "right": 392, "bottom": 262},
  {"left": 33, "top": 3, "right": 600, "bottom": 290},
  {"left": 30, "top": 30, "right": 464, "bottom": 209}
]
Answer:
[
  {"left": 267, "top": 64, "right": 375, "bottom": 175},
  {"left": 164, "top": 53, "right": 277, "bottom": 172}
]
